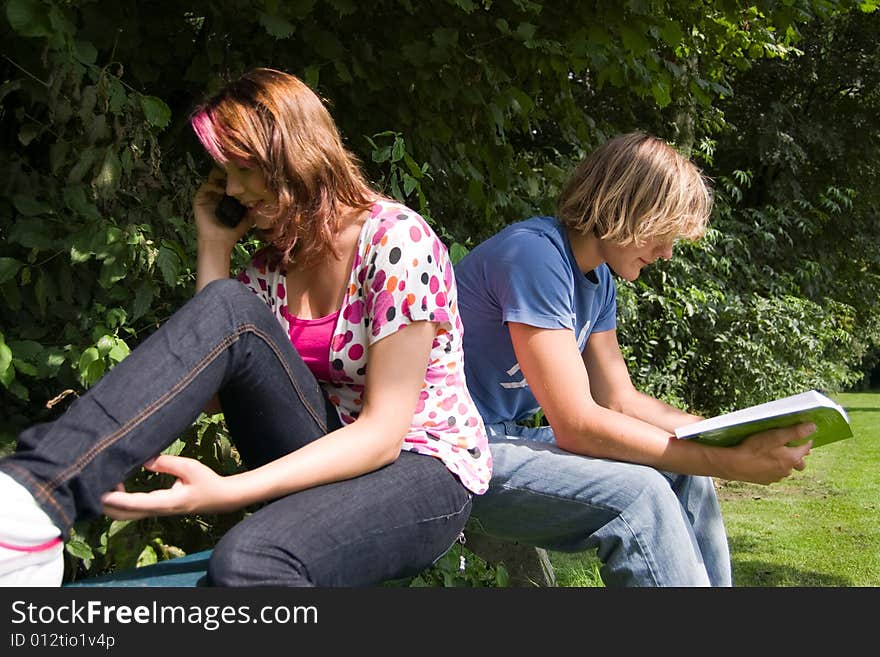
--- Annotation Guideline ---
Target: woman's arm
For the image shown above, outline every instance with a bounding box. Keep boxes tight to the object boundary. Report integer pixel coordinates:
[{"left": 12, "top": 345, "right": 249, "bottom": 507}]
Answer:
[
  {"left": 507, "top": 321, "right": 814, "bottom": 485},
  {"left": 101, "top": 321, "right": 437, "bottom": 518}
]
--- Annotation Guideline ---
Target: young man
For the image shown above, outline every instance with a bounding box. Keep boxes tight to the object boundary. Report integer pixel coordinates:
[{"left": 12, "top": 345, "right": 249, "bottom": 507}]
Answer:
[{"left": 454, "top": 132, "right": 815, "bottom": 586}]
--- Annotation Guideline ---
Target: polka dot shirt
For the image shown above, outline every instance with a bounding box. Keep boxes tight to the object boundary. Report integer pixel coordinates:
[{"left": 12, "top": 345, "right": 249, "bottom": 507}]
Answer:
[{"left": 237, "top": 200, "right": 491, "bottom": 494}]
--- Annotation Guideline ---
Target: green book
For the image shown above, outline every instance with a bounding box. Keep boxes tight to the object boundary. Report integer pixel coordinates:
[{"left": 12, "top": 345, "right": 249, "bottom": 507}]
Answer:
[{"left": 675, "top": 389, "right": 853, "bottom": 448}]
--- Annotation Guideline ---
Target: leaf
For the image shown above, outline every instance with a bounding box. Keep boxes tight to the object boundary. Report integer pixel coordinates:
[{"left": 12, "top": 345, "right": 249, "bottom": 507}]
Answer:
[
  {"left": 163, "top": 438, "right": 186, "bottom": 457},
  {"left": 257, "top": 11, "right": 296, "bottom": 38},
  {"left": 96, "top": 335, "right": 115, "bottom": 356},
  {"left": 106, "top": 307, "right": 128, "bottom": 329},
  {"left": 78, "top": 347, "right": 100, "bottom": 374},
  {"left": 12, "top": 194, "right": 52, "bottom": 216},
  {"left": 140, "top": 95, "right": 171, "bottom": 129},
  {"left": 7, "top": 340, "right": 43, "bottom": 360},
  {"left": 156, "top": 245, "right": 180, "bottom": 287},
  {"left": 432, "top": 27, "right": 459, "bottom": 49},
  {"left": 137, "top": 544, "right": 158, "bottom": 567},
  {"left": 371, "top": 145, "right": 391, "bottom": 163},
  {"left": 0, "top": 258, "right": 23, "bottom": 285},
  {"left": 67, "top": 147, "right": 99, "bottom": 184},
  {"left": 108, "top": 519, "right": 133, "bottom": 538},
  {"left": 99, "top": 257, "right": 128, "bottom": 287},
  {"left": 84, "top": 358, "right": 106, "bottom": 387},
  {"left": 651, "top": 77, "right": 672, "bottom": 108},
  {"left": 403, "top": 173, "right": 418, "bottom": 196},
  {"left": 0, "top": 338, "right": 13, "bottom": 388},
  {"left": 659, "top": 20, "right": 683, "bottom": 48},
  {"left": 304, "top": 64, "right": 320, "bottom": 89},
  {"left": 449, "top": 242, "right": 469, "bottom": 265},
  {"left": 131, "top": 281, "right": 154, "bottom": 321},
  {"left": 6, "top": 0, "right": 52, "bottom": 37},
  {"left": 8, "top": 220, "right": 55, "bottom": 250},
  {"left": 515, "top": 22, "right": 536, "bottom": 42},
  {"left": 50, "top": 140, "right": 70, "bottom": 175},
  {"left": 495, "top": 564, "right": 510, "bottom": 587},
  {"left": 12, "top": 359, "right": 37, "bottom": 377},
  {"left": 94, "top": 149, "right": 122, "bottom": 197},
  {"left": 74, "top": 39, "right": 98, "bottom": 65},
  {"left": 65, "top": 538, "right": 94, "bottom": 561},
  {"left": 8, "top": 380, "right": 28, "bottom": 400},
  {"left": 18, "top": 122, "right": 40, "bottom": 146},
  {"left": 391, "top": 137, "right": 405, "bottom": 163},
  {"left": 63, "top": 184, "right": 100, "bottom": 220},
  {"left": 108, "top": 340, "right": 130, "bottom": 363},
  {"left": 620, "top": 25, "right": 650, "bottom": 57}
]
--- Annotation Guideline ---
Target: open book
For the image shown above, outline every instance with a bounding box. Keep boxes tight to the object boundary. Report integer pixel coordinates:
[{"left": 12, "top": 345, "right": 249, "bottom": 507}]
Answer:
[{"left": 675, "top": 390, "right": 852, "bottom": 448}]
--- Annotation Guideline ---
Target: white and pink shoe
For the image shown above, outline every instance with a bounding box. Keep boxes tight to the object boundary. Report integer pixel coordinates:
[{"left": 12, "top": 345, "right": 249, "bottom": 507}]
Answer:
[{"left": 0, "top": 473, "right": 64, "bottom": 587}]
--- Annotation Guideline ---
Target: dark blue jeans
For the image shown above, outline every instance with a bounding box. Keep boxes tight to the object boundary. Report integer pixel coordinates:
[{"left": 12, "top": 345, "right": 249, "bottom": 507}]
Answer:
[{"left": 0, "top": 279, "right": 472, "bottom": 586}]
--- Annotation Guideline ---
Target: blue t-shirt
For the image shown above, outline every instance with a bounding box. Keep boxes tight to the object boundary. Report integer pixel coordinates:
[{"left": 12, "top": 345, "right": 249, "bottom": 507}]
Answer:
[{"left": 455, "top": 216, "right": 618, "bottom": 424}]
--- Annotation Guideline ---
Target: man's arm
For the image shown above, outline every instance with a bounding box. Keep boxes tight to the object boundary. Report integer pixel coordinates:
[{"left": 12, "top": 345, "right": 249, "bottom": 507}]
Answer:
[
  {"left": 582, "top": 329, "right": 702, "bottom": 432},
  {"left": 507, "top": 322, "right": 814, "bottom": 484}
]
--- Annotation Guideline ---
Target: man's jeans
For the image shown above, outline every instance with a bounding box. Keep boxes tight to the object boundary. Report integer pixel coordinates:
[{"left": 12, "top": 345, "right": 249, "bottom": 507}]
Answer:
[
  {"left": 469, "top": 421, "right": 732, "bottom": 587},
  {"left": 0, "top": 279, "right": 471, "bottom": 586}
]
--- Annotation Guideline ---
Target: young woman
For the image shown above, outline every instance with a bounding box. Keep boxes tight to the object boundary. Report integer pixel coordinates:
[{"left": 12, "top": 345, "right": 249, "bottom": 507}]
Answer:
[
  {"left": 0, "top": 68, "right": 490, "bottom": 587},
  {"left": 454, "top": 132, "right": 815, "bottom": 586}
]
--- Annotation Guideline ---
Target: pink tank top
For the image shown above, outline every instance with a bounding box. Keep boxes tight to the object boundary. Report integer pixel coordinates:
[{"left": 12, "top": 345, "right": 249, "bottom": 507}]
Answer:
[{"left": 287, "top": 311, "right": 340, "bottom": 382}]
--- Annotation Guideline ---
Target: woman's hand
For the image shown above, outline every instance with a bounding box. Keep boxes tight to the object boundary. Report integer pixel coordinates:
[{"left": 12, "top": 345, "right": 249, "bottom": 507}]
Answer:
[
  {"left": 193, "top": 169, "right": 255, "bottom": 292},
  {"left": 724, "top": 423, "right": 815, "bottom": 485},
  {"left": 101, "top": 455, "right": 240, "bottom": 520},
  {"left": 193, "top": 168, "right": 253, "bottom": 250}
]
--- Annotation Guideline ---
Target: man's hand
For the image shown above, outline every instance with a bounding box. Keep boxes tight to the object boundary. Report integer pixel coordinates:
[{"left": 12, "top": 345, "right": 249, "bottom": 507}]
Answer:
[{"left": 726, "top": 422, "right": 816, "bottom": 485}]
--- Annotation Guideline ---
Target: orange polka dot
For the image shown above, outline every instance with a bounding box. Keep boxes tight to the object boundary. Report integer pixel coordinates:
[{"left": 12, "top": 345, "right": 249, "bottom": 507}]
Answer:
[
  {"left": 407, "top": 293, "right": 416, "bottom": 305},
  {"left": 386, "top": 276, "right": 398, "bottom": 292},
  {"left": 412, "top": 258, "right": 419, "bottom": 267},
  {"left": 446, "top": 362, "right": 457, "bottom": 369},
  {"left": 381, "top": 235, "right": 388, "bottom": 245}
]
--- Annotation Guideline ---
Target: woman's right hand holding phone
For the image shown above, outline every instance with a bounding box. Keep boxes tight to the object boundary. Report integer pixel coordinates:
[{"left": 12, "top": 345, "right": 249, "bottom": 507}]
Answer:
[
  {"left": 193, "top": 169, "right": 254, "bottom": 292},
  {"left": 193, "top": 169, "right": 253, "bottom": 250}
]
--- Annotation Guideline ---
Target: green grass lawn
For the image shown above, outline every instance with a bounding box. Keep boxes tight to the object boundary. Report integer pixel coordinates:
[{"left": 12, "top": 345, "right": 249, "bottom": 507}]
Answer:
[{"left": 548, "top": 390, "right": 880, "bottom": 587}]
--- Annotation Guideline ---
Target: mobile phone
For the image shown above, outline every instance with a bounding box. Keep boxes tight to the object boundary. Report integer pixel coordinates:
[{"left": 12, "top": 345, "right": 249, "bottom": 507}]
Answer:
[{"left": 215, "top": 195, "right": 247, "bottom": 227}]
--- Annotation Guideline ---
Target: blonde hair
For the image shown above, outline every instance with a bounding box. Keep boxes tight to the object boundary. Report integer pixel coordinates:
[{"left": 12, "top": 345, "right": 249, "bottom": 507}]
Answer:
[
  {"left": 557, "top": 132, "right": 712, "bottom": 245},
  {"left": 191, "top": 68, "right": 375, "bottom": 267}
]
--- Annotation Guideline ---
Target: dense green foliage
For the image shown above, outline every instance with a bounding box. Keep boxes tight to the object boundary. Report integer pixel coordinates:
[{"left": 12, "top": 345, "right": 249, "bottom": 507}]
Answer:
[{"left": 1, "top": 0, "right": 878, "bottom": 581}]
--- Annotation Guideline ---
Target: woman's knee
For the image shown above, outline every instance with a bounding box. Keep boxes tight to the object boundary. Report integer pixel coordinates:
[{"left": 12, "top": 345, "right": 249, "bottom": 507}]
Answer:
[
  {"left": 198, "top": 278, "right": 256, "bottom": 309},
  {"left": 207, "top": 526, "right": 312, "bottom": 587}
]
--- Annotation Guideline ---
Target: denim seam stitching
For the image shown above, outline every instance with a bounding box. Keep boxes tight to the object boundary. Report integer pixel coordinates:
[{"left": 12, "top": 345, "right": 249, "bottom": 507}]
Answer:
[
  {"left": 2, "top": 463, "right": 70, "bottom": 527},
  {"left": 30, "top": 323, "right": 328, "bottom": 524},
  {"left": 30, "top": 328, "right": 249, "bottom": 520},
  {"left": 319, "top": 493, "right": 473, "bottom": 560},
  {"left": 249, "top": 325, "right": 328, "bottom": 433},
  {"left": 615, "top": 510, "right": 662, "bottom": 586}
]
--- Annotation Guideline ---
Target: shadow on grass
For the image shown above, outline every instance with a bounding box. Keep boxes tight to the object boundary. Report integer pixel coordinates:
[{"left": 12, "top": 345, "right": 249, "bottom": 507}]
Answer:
[
  {"left": 731, "top": 558, "right": 851, "bottom": 587},
  {"left": 728, "top": 535, "right": 851, "bottom": 586}
]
